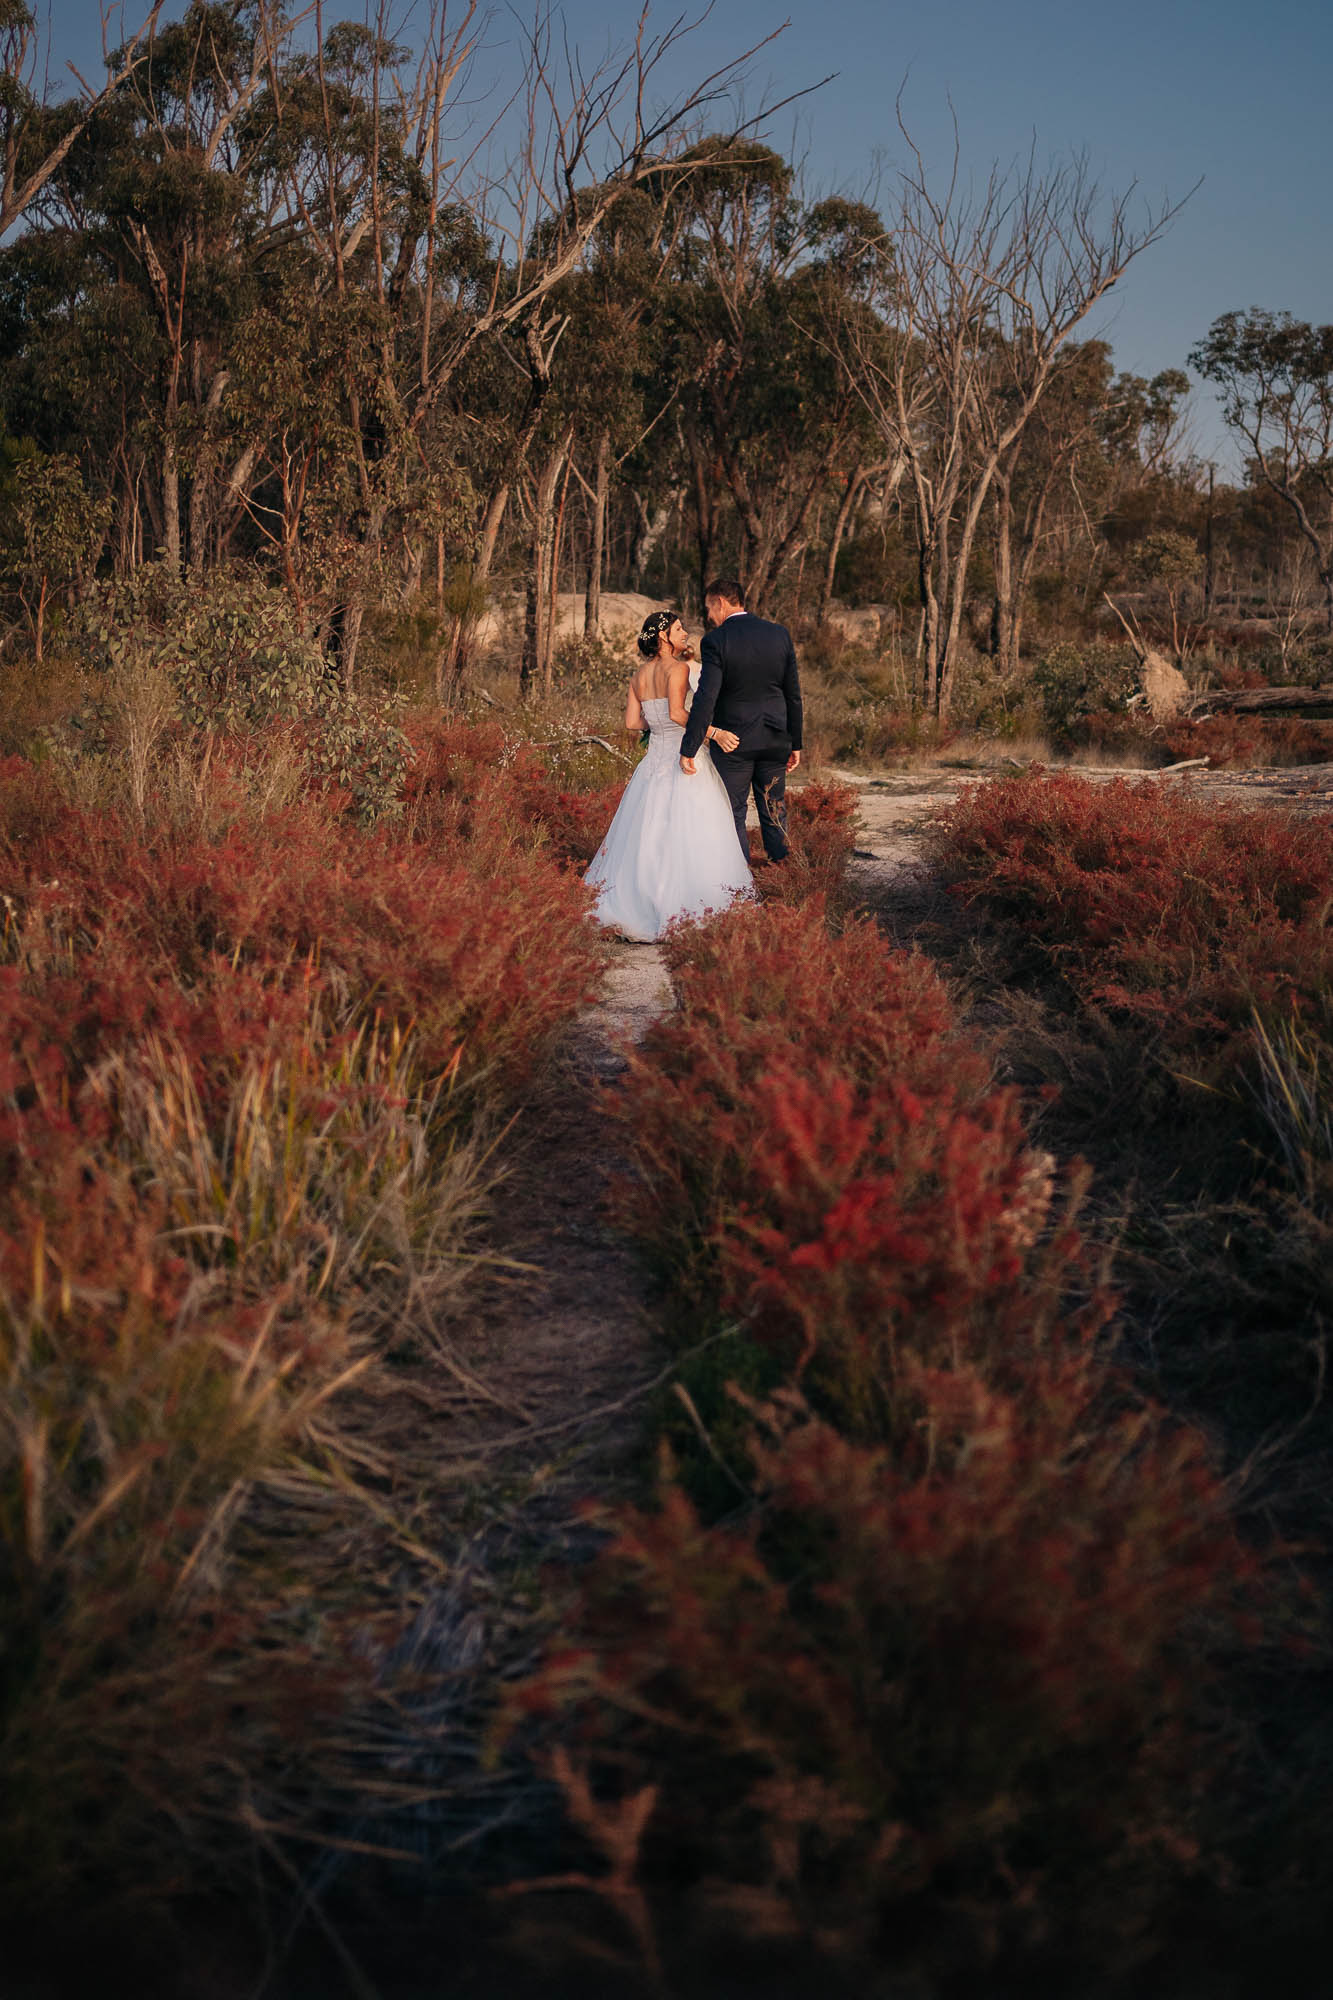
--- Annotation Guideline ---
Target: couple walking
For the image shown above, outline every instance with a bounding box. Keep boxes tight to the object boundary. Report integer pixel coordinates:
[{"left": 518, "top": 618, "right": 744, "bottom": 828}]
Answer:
[{"left": 585, "top": 578, "right": 804, "bottom": 943}]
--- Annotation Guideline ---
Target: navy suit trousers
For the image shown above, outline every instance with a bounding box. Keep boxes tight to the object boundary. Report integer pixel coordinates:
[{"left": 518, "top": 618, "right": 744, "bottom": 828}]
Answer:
[{"left": 709, "top": 742, "right": 789, "bottom": 863}]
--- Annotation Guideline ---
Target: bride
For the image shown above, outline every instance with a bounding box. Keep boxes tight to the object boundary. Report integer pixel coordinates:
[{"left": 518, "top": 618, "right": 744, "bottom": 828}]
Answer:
[{"left": 585, "top": 609, "right": 753, "bottom": 942}]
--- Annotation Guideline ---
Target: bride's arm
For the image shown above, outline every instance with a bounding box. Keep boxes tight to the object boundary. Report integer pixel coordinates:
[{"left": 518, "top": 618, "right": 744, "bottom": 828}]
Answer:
[
  {"left": 624, "top": 680, "right": 645, "bottom": 731},
  {"left": 672, "top": 658, "right": 737, "bottom": 748},
  {"left": 667, "top": 659, "right": 692, "bottom": 726}
]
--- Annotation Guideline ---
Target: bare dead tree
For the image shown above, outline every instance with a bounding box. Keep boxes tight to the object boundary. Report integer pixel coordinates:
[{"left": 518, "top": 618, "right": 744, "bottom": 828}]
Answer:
[
  {"left": 835, "top": 119, "right": 1188, "bottom": 714},
  {"left": 1271, "top": 540, "right": 1324, "bottom": 670},
  {"left": 55, "top": 2, "right": 320, "bottom": 575},
  {"left": 355, "top": 3, "right": 813, "bottom": 423}
]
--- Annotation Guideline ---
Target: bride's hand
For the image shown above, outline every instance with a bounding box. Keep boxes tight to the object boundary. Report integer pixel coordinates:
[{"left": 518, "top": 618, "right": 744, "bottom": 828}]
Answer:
[{"left": 709, "top": 727, "right": 740, "bottom": 752}]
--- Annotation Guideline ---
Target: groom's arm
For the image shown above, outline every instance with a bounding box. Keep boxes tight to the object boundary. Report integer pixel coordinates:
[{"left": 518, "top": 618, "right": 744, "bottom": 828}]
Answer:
[
  {"left": 782, "top": 628, "right": 804, "bottom": 752},
  {"left": 680, "top": 630, "right": 723, "bottom": 759}
]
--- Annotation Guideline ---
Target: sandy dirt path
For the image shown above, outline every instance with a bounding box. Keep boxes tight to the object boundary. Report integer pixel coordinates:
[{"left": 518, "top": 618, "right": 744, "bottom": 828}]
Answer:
[{"left": 444, "top": 940, "right": 673, "bottom": 1497}]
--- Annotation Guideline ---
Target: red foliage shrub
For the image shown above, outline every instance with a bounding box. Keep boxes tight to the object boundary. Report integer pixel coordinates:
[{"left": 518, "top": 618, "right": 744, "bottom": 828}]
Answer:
[
  {"left": 400, "top": 713, "right": 522, "bottom": 854},
  {"left": 0, "top": 1082, "right": 363, "bottom": 1908},
  {"left": 1160, "top": 712, "right": 1333, "bottom": 769},
  {"left": 0, "top": 733, "right": 613, "bottom": 1905},
  {"left": 718, "top": 1065, "right": 1088, "bottom": 1411},
  {"left": 402, "top": 712, "right": 510, "bottom": 785},
  {"left": 509, "top": 763, "right": 625, "bottom": 870},
  {"left": 519, "top": 1375, "right": 1260, "bottom": 1953},
  {"left": 652, "top": 896, "right": 970, "bottom": 1089},
  {"left": 0, "top": 782, "right": 605, "bottom": 1095},
  {"left": 931, "top": 771, "right": 1333, "bottom": 1070},
  {"left": 402, "top": 713, "right": 625, "bottom": 870},
  {"left": 609, "top": 900, "right": 1096, "bottom": 1424},
  {"left": 519, "top": 829, "right": 1269, "bottom": 1964},
  {"left": 748, "top": 777, "right": 859, "bottom": 908}
]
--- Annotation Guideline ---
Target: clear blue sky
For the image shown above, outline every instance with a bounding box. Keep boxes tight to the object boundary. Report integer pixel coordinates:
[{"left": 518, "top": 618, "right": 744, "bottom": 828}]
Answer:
[{"left": 50, "top": 0, "right": 1333, "bottom": 470}]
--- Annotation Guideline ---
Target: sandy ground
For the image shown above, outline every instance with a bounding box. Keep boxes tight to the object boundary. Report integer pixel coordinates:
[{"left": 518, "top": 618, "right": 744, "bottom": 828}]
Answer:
[{"left": 434, "top": 940, "right": 671, "bottom": 1509}]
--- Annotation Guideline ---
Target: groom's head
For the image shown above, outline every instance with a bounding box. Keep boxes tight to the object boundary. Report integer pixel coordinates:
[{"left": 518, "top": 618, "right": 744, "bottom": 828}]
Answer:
[{"left": 704, "top": 577, "right": 745, "bottom": 627}]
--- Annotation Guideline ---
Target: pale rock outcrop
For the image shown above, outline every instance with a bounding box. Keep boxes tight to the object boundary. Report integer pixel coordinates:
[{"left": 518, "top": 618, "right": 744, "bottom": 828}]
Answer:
[
  {"left": 463, "top": 590, "right": 664, "bottom": 663},
  {"left": 552, "top": 591, "right": 664, "bottom": 641}
]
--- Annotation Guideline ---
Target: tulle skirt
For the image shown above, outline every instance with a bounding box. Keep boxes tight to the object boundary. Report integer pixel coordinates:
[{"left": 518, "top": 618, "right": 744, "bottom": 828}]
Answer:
[{"left": 585, "top": 725, "right": 753, "bottom": 942}]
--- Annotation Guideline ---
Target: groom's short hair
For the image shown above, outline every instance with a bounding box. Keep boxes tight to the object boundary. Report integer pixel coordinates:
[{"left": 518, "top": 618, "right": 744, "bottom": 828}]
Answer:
[{"left": 705, "top": 576, "right": 745, "bottom": 608}]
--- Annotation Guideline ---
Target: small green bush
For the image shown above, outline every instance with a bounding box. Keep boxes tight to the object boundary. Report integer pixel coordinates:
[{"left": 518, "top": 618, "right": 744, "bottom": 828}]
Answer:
[
  {"left": 1030, "top": 640, "right": 1139, "bottom": 742},
  {"left": 949, "top": 649, "right": 1044, "bottom": 738},
  {"left": 552, "top": 628, "right": 633, "bottom": 694},
  {"left": 77, "top": 562, "right": 410, "bottom": 821}
]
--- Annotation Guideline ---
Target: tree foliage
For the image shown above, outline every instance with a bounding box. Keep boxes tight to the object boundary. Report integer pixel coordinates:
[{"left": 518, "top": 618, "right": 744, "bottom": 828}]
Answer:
[{"left": 0, "top": 7, "right": 1319, "bottom": 720}]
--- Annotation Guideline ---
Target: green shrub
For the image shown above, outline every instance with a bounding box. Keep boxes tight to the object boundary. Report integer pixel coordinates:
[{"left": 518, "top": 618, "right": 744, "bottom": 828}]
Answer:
[
  {"left": 1029, "top": 641, "right": 1139, "bottom": 742},
  {"left": 949, "top": 649, "right": 1044, "bottom": 738},
  {"left": 552, "top": 628, "right": 633, "bottom": 694},
  {"left": 76, "top": 562, "right": 410, "bottom": 821}
]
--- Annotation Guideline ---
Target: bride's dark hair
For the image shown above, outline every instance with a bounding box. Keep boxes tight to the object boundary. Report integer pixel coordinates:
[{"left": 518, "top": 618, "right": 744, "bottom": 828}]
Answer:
[{"left": 636, "top": 608, "right": 678, "bottom": 658}]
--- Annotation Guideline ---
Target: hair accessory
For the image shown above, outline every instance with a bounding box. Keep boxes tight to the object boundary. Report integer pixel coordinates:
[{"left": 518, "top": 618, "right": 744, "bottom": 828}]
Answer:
[{"left": 636, "top": 608, "right": 679, "bottom": 657}]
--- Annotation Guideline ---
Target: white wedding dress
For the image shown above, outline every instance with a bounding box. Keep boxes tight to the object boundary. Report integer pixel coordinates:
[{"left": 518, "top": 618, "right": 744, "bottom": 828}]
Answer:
[{"left": 585, "top": 674, "right": 753, "bottom": 941}]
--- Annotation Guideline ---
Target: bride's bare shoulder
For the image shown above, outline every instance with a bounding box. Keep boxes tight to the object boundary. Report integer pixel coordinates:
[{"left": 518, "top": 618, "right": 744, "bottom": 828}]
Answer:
[{"left": 634, "top": 661, "right": 671, "bottom": 701}]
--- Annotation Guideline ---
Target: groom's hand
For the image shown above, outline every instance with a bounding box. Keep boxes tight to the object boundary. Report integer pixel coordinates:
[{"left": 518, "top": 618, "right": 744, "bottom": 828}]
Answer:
[
  {"left": 787, "top": 749, "right": 801, "bottom": 772},
  {"left": 679, "top": 755, "right": 696, "bottom": 775}
]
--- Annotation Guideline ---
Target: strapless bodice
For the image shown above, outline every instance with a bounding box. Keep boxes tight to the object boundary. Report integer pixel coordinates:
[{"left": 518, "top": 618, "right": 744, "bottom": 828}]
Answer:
[{"left": 640, "top": 697, "right": 684, "bottom": 758}]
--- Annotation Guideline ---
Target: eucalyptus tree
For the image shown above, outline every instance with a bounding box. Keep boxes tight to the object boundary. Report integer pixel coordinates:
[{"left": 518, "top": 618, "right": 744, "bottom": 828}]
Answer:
[
  {"left": 0, "top": 2, "right": 302, "bottom": 577},
  {"left": 245, "top": 3, "right": 796, "bottom": 682},
  {"left": 567, "top": 184, "right": 687, "bottom": 636},
  {"left": 1191, "top": 309, "right": 1333, "bottom": 629},
  {"left": 440, "top": 180, "right": 674, "bottom": 695},
  {"left": 1086, "top": 364, "right": 1194, "bottom": 586},
  {"left": 0, "top": 446, "right": 111, "bottom": 656},
  {"left": 0, "top": 0, "right": 165, "bottom": 240},
  {"left": 657, "top": 140, "right": 882, "bottom": 610},
  {"left": 2, "top": 1, "right": 795, "bottom": 684},
  {"left": 103, "top": 1, "right": 281, "bottom": 572}
]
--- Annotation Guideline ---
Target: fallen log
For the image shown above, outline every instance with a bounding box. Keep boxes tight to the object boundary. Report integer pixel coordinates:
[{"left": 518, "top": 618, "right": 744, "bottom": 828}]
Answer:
[
  {"left": 529, "top": 734, "right": 632, "bottom": 763},
  {"left": 1182, "top": 685, "right": 1333, "bottom": 719}
]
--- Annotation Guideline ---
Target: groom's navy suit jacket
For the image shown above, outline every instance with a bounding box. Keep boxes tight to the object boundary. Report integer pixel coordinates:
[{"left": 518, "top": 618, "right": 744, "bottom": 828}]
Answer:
[{"left": 679, "top": 612, "right": 804, "bottom": 761}]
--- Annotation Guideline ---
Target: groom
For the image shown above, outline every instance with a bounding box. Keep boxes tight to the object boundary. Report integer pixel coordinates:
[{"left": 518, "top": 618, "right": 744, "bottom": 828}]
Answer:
[{"left": 679, "top": 576, "right": 803, "bottom": 864}]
